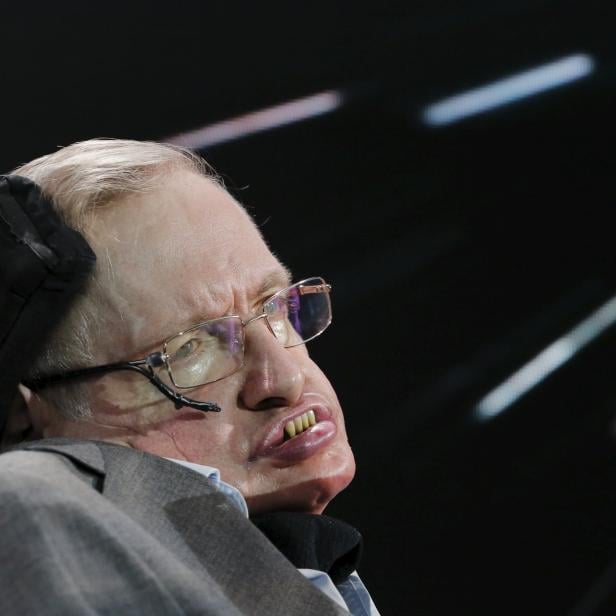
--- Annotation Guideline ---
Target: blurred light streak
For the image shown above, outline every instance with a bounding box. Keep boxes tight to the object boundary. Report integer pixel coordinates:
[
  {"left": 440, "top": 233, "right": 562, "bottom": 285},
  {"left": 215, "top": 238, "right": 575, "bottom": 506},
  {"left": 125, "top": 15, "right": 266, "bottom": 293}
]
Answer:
[
  {"left": 167, "top": 90, "right": 343, "bottom": 149},
  {"left": 475, "top": 293, "right": 616, "bottom": 421},
  {"left": 422, "top": 53, "right": 595, "bottom": 126}
]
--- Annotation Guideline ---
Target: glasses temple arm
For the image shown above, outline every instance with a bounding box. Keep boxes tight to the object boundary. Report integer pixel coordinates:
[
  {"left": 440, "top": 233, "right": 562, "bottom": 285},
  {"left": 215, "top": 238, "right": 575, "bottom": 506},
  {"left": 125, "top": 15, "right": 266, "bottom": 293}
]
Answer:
[
  {"left": 143, "top": 369, "right": 221, "bottom": 413},
  {"left": 24, "top": 360, "right": 221, "bottom": 413}
]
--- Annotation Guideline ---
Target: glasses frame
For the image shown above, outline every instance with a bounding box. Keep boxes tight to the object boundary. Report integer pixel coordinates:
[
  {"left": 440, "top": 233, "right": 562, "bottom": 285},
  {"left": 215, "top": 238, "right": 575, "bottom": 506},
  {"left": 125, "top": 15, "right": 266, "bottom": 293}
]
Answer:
[{"left": 25, "top": 277, "right": 332, "bottom": 413}]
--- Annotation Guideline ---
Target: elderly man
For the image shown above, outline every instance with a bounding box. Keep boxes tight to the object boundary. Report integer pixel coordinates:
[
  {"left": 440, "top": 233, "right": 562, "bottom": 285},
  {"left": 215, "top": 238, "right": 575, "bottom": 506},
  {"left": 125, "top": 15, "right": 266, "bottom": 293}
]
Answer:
[{"left": 0, "top": 139, "right": 377, "bottom": 615}]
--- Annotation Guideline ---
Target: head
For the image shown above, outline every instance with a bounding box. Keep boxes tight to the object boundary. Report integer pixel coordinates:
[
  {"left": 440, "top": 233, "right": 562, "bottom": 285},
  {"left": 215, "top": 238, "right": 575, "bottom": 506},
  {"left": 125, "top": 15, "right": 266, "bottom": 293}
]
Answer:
[{"left": 12, "top": 139, "right": 355, "bottom": 514}]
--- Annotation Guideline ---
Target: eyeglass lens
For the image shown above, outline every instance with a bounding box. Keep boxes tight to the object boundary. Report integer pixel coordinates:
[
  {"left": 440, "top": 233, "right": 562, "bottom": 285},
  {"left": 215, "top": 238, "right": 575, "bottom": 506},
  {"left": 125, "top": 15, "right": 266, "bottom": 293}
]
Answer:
[{"left": 160, "top": 277, "right": 331, "bottom": 389}]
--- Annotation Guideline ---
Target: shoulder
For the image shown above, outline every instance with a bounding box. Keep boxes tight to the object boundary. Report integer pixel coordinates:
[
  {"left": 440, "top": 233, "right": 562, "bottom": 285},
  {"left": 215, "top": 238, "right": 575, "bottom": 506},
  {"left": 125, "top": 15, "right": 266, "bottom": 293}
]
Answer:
[
  {"left": 0, "top": 448, "right": 97, "bottom": 510},
  {"left": 0, "top": 447, "right": 116, "bottom": 563},
  {"left": 0, "top": 450, "right": 169, "bottom": 615}
]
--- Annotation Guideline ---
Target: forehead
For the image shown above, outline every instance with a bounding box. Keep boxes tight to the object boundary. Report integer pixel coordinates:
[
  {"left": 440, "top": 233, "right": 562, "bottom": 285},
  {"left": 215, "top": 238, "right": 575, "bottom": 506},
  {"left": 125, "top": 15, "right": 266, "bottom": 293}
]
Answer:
[{"left": 90, "top": 170, "right": 289, "bottom": 355}]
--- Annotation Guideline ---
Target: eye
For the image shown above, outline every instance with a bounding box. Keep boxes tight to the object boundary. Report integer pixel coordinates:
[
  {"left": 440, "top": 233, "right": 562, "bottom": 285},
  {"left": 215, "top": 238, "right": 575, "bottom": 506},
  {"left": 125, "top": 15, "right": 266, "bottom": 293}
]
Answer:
[
  {"left": 264, "top": 296, "right": 285, "bottom": 316},
  {"left": 171, "top": 338, "right": 201, "bottom": 363}
]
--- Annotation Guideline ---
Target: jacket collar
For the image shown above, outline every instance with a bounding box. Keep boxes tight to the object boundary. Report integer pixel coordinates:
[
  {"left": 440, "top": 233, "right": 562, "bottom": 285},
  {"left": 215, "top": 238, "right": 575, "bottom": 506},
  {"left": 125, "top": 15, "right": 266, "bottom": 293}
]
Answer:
[
  {"left": 16, "top": 436, "right": 106, "bottom": 475},
  {"left": 15, "top": 436, "right": 223, "bottom": 504}
]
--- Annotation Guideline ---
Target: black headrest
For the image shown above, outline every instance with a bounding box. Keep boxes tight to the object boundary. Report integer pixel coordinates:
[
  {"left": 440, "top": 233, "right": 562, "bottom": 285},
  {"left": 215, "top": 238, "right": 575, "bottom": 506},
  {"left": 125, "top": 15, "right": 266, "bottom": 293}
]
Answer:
[{"left": 0, "top": 175, "right": 96, "bottom": 432}]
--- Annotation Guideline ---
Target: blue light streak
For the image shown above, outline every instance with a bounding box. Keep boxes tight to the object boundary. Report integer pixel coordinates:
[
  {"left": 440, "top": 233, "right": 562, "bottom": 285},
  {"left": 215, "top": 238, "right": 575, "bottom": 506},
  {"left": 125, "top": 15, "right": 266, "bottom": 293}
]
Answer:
[
  {"left": 423, "top": 53, "right": 595, "bottom": 126},
  {"left": 475, "top": 293, "right": 616, "bottom": 421}
]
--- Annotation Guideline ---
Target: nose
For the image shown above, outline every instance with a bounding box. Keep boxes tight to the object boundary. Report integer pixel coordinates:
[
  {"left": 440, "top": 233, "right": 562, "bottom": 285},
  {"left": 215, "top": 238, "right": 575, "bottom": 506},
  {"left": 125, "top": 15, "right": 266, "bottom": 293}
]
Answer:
[{"left": 239, "top": 316, "right": 305, "bottom": 410}]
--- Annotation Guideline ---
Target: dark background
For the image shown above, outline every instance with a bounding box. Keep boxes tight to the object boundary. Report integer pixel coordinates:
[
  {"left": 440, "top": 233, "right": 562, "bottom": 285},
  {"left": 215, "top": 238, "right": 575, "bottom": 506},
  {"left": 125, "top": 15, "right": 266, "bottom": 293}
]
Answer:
[{"left": 2, "top": 2, "right": 616, "bottom": 613}]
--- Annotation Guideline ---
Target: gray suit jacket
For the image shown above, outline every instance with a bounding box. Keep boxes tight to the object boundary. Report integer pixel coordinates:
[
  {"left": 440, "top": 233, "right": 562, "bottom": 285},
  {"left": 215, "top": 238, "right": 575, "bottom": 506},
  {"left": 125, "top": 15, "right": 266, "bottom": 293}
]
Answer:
[{"left": 0, "top": 438, "right": 348, "bottom": 615}]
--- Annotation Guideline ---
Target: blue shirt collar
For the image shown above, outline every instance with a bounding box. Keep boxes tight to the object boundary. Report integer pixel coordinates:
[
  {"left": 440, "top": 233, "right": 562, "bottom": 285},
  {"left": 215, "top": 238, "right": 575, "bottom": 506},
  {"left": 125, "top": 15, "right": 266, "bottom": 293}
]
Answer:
[{"left": 165, "top": 458, "right": 249, "bottom": 518}]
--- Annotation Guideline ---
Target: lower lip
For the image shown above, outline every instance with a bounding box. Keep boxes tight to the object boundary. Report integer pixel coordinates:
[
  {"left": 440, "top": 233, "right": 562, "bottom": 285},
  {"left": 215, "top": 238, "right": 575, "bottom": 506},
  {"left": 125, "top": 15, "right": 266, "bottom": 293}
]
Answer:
[{"left": 258, "top": 420, "right": 337, "bottom": 462}]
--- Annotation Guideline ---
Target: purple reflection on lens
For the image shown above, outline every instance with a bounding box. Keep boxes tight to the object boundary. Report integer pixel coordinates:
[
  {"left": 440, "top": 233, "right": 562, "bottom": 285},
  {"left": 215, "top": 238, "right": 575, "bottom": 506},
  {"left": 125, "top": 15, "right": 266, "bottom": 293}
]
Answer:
[
  {"left": 228, "top": 320, "right": 243, "bottom": 354},
  {"left": 204, "top": 319, "right": 243, "bottom": 354},
  {"left": 287, "top": 288, "right": 302, "bottom": 336}
]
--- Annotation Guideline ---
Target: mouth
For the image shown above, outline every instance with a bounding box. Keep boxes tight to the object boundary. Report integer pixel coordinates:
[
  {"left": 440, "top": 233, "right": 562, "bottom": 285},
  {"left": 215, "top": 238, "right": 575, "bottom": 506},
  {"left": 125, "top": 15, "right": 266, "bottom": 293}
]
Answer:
[
  {"left": 283, "top": 409, "right": 317, "bottom": 440},
  {"left": 251, "top": 403, "right": 337, "bottom": 463}
]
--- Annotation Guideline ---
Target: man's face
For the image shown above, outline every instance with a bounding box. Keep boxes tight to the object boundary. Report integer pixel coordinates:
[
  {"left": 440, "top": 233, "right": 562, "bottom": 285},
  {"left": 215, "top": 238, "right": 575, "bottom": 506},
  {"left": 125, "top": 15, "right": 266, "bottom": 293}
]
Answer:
[{"left": 47, "top": 170, "right": 355, "bottom": 514}]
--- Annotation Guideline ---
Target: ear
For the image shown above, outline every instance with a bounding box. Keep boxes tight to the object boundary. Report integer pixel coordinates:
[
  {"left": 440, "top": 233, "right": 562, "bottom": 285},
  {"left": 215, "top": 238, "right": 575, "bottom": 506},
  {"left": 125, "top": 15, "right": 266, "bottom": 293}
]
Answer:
[
  {"left": 1, "top": 387, "right": 32, "bottom": 448},
  {"left": 1, "top": 385, "right": 50, "bottom": 448}
]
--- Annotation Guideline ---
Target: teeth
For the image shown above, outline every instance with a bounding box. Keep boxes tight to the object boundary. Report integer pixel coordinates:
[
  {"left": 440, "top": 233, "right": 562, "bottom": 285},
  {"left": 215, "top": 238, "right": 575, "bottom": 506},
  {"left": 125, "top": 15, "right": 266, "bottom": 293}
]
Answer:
[
  {"left": 284, "top": 410, "right": 318, "bottom": 440},
  {"left": 284, "top": 422, "right": 296, "bottom": 439}
]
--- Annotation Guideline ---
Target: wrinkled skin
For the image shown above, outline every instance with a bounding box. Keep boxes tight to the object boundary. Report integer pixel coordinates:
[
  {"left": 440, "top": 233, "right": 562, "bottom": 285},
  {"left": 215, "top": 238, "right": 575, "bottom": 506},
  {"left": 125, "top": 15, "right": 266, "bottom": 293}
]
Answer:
[{"left": 26, "top": 171, "right": 355, "bottom": 514}]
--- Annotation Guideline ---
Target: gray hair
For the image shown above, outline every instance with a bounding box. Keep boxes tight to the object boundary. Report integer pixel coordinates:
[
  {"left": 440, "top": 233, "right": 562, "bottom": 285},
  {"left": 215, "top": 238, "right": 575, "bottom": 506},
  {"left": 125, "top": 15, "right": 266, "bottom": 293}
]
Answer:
[{"left": 13, "top": 138, "right": 215, "bottom": 419}]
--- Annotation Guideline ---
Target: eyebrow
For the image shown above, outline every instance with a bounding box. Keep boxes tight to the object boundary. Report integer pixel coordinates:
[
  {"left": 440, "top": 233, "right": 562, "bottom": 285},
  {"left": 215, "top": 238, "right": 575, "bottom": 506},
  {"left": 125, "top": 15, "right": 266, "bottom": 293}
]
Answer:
[
  {"left": 133, "top": 266, "right": 294, "bottom": 357},
  {"left": 257, "top": 266, "right": 293, "bottom": 297}
]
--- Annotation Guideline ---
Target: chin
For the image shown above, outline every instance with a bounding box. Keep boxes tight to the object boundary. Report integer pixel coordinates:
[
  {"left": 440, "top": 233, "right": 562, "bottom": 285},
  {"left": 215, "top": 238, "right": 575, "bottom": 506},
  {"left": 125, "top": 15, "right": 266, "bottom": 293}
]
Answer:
[{"left": 246, "top": 446, "right": 356, "bottom": 515}]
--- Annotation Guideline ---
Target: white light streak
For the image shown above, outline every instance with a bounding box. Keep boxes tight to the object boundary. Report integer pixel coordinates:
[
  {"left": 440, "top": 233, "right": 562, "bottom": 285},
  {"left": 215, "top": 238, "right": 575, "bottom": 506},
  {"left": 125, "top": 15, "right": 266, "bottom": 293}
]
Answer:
[
  {"left": 422, "top": 53, "right": 595, "bottom": 126},
  {"left": 166, "top": 90, "right": 344, "bottom": 149},
  {"left": 475, "top": 293, "right": 616, "bottom": 421}
]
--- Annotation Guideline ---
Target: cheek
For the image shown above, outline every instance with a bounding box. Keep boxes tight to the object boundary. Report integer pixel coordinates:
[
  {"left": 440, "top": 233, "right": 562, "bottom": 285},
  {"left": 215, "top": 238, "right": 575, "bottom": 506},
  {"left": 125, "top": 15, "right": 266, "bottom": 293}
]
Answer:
[
  {"left": 165, "top": 418, "right": 236, "bottom": 459},
  {"left": 87, "top": 373, "right": 169, "bottom": 424},
  {"left": 125, "top": 412, "right": 250, "bottom": 469},
  {"left": 302, "top": 352, "right": 335, "bottom": 390},
  {"left": 303, "top": 361, "right": 347, "bottom": 422}
]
